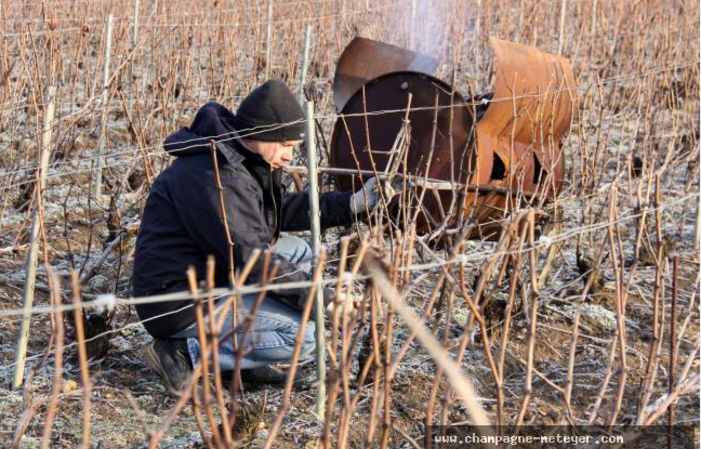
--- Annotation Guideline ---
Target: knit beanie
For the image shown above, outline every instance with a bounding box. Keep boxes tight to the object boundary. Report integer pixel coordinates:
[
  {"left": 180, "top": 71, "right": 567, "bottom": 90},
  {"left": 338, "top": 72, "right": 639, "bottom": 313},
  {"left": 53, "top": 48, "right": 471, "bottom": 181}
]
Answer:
[{"left": 233, "top": 79, "right": 306, "bottom": 142}]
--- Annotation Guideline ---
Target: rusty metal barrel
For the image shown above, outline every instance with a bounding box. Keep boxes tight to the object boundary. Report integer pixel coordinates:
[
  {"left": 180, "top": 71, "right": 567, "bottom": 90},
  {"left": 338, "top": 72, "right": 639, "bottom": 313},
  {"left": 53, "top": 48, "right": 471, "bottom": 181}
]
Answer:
[
  {"left": 330, "top": 71, "right": 478, "bottom": 233},
  {"left": 329, "top": 37, "right": 577, "bottom": 238}
]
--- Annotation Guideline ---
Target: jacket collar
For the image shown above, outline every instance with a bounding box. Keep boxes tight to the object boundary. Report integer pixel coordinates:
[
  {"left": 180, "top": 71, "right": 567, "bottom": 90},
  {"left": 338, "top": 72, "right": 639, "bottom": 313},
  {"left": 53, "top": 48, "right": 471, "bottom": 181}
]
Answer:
[
  {"left": 219, "top": 132, "right": 271, "bottom": 169},
  {"left": 215, "top": 139, "right": 245, "bottom": 166}
]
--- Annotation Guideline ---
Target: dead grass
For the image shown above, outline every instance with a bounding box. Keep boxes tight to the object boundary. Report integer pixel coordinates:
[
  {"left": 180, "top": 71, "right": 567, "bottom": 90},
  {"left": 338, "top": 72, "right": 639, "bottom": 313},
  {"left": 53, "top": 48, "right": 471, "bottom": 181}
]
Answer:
[{"left": 0, "top": 0, "right": 699, "bottom": 447}]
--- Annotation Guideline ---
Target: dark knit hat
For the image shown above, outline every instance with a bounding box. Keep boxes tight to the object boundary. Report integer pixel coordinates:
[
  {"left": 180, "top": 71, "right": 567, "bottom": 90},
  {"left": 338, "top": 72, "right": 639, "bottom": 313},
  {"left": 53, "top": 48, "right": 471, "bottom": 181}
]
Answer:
[{"left": 233, "top": 79, "right": 306, "bottom": 142}]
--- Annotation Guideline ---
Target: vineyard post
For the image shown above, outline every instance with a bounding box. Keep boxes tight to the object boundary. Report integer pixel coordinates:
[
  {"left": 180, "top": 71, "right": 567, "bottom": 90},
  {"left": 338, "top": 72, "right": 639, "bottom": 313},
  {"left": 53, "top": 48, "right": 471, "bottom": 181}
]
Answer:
[
  {"left": 265, "top": 0, "right": 273, "bottom": 79},
  {"left": 93, "top": 14, "right": 114, "bottom": 198},
  {"left": 558, "top": 0, "right": 568, "bottom": 54},
  {"left": 298, "top": 25, "right": 312, "bottom": 106},
  {"left": 132, "top": 0, "right": 140, "bottom": 78},
  {"left": 306, "top": 101, "right": 327, "bottom": 419},
  {"left": 12, "top": 86, "right": 56, "bottom": 390}
]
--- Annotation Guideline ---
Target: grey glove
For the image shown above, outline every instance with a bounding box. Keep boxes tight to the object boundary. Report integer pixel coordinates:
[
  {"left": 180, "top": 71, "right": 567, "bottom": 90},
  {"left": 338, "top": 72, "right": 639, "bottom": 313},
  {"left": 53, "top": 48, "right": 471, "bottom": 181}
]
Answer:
[{"left": 349, "top": 177, "right": 401, "bottom": 215}]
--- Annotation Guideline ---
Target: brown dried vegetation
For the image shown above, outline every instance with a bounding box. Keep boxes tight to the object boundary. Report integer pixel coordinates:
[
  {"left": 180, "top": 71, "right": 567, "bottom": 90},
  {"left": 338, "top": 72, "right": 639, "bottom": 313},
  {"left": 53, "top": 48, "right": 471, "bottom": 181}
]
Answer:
[{"left": 0, "top": 0, "right": 698, "bottom": 448}]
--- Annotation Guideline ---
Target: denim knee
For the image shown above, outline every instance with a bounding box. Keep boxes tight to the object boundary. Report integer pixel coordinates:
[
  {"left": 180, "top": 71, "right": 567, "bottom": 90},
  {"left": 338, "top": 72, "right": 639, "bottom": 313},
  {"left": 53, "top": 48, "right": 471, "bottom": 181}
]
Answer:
[
  {"left": 297, "top": 321, "right": 316, "bottom": 357},
  {"left": 272, "top": 235, "right": 312, "bottom": 266}
]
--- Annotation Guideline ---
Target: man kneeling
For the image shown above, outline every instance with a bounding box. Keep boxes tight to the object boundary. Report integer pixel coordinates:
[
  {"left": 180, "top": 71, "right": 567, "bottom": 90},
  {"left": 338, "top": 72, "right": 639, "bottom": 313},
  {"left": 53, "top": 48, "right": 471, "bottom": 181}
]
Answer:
[{"left": 132, "top": 79, "right": 390, "bottom": 395}]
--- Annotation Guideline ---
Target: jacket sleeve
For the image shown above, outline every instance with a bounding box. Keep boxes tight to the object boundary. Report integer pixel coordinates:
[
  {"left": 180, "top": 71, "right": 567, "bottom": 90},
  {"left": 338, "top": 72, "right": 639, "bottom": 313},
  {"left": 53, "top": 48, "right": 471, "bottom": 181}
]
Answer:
[
  {"left": 280, "top": 189, "right": 355, "bottom": 232},
  {"left": 177, "top": 165, "right": 313, "bottom": 310}
]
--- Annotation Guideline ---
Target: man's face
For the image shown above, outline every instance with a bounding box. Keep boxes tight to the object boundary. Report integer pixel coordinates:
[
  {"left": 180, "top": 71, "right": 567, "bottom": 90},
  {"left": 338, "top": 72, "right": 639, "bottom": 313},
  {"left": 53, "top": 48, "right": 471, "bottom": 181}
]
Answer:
[{"left": 244, "top": 139, "right": 302, "bottom": 169}]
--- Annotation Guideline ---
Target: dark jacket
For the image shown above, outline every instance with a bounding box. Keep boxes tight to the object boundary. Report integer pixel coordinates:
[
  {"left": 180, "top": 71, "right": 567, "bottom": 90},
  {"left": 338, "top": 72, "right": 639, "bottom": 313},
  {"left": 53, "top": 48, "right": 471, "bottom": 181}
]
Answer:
[{"left": 133, "top": 102, "right": 354, "bottom": 338}]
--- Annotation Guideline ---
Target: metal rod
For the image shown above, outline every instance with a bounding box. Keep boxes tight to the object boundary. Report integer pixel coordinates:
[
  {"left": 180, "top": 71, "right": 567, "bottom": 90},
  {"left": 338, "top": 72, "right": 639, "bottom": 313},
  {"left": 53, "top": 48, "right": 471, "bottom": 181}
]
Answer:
[
  {"left": 12, "top": 86, "right": 56, "bottom": 390},
  {"left": 283, "top": 165, "right": 535, "bottom": 198},
  {"left": 298, "top": 25, "right": 312, "bottom": 106},
  {"left": 93, "top": 14, "right": 113, "bottom": 198},
  {"left": 306, "top": 101, "right": 326, "bottom": 419},
  {"left": 264, "top": 0, "right": 273, "bottom": 79},
  {"left": 558, "top": 0, "right": 568, "bottom": 54}
]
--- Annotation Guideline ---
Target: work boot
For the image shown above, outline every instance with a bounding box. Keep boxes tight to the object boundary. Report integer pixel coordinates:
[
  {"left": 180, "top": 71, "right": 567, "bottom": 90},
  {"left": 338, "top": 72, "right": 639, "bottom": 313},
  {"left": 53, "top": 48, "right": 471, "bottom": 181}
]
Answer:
[
  {"left": 222, "top": 358, "right": 316, "bottom": 390},
  {"left": 142, "top": 338, "right": 192, "bottom": 396}
]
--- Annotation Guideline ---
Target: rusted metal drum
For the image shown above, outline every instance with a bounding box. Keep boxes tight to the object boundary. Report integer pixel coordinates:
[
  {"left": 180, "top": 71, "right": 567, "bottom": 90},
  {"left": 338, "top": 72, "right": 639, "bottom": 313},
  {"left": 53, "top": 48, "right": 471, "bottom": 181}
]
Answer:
[
  {"left": 473, "top": 38, "right": 577, "bottom": 235},
  {"left": 329, "top": 37, "right": 577, "bottom": 238},
  {"left": 329, "top": 71, "right": 480, "bottom": 233},
  {"left": 333, "top": 37, "right": 439, "bottom": 112}
]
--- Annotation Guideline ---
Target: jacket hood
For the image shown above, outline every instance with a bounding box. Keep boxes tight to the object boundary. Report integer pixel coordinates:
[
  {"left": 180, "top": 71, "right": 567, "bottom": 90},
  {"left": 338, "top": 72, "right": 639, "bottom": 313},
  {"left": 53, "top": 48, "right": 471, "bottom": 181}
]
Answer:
[{"left": 163, "top": 102, "right": 246, "bottom": 164}]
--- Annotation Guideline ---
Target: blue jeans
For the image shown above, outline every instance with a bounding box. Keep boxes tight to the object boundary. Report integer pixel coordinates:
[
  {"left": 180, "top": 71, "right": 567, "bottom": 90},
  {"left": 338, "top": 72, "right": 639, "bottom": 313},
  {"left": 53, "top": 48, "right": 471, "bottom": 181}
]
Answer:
[{"left": 173, "top": 236, "right": 316, "bottom": 370}]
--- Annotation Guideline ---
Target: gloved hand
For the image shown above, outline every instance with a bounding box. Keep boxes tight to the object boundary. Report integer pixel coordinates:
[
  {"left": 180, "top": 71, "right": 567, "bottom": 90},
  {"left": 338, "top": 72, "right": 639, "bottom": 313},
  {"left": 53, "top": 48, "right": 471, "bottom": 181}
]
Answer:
[{"left": 349, "top": 177, "right": 404, "bottom": 215}]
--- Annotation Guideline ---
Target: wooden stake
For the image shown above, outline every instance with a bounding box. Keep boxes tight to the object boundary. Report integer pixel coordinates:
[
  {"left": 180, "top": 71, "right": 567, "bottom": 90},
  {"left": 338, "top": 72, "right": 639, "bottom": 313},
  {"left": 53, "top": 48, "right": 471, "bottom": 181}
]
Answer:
[
  {"left": 306, "top": 101, "right": 326, "bottom": 419},
  {"left": 264, "top": 0, "right": 273, "bottom": 79},
  {"left": 558, "top": 0, "right": 568, "bottom": 54},
  {"left": 93, "top": 14, "right": 114, "bottom": 198},
  {"left": 12, "top": 86, "right": 56, "bottom": 390}
]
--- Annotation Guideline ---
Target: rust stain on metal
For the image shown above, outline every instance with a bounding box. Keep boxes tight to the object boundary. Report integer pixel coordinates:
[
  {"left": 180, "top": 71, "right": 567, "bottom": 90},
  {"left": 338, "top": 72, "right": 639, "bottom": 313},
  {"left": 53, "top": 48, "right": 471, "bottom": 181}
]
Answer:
[{"left": 332, "top": 37, "right": 439, "bottom": 111}]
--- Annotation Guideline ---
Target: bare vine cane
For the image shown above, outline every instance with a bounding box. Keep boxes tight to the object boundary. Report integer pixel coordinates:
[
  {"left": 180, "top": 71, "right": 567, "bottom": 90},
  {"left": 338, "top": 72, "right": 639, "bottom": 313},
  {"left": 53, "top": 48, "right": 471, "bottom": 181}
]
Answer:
[
  {"left": 190, "top": 377, "right": 214, "bottom": 449},
  {"left": 221, "top": 249, "right": 263, "bottom": 404},
  {"left": 69, "top": 271, "right": 92, "bottom": 449},
  {"left": 186, "top": 267, "right": 225, "bottom": 448},
  {"left": 667, "top": 256, "right": 679, "bottom": 448},
  {"left": 204, "top": 257, "right": 233, "bottom": 446},
  {"left": 218, "top": 252, "right": 277, "bottom": 436},
  {"left": 323, "top": 236, "right": 350, "bottom": 448},
  {"left": 209, "top": 139, "right": 243, "bottom": 425},
  {"left": 606, "top": 187, "right": 631, "bottom": 427},
  {"left": 364, "top": 257, "right": 493, "bottom": 432},
  {"left": 336, "top": 240, "right": 371, "bottom": 447},
  {"left": 379, "top": 230, "right": 406, "bottom": 449},
  {"left": 263, "top": 249, "right": 328, "bottom": 449},
  {"left": 39, "top": 268, "right": 64, "bottom": 449}
]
